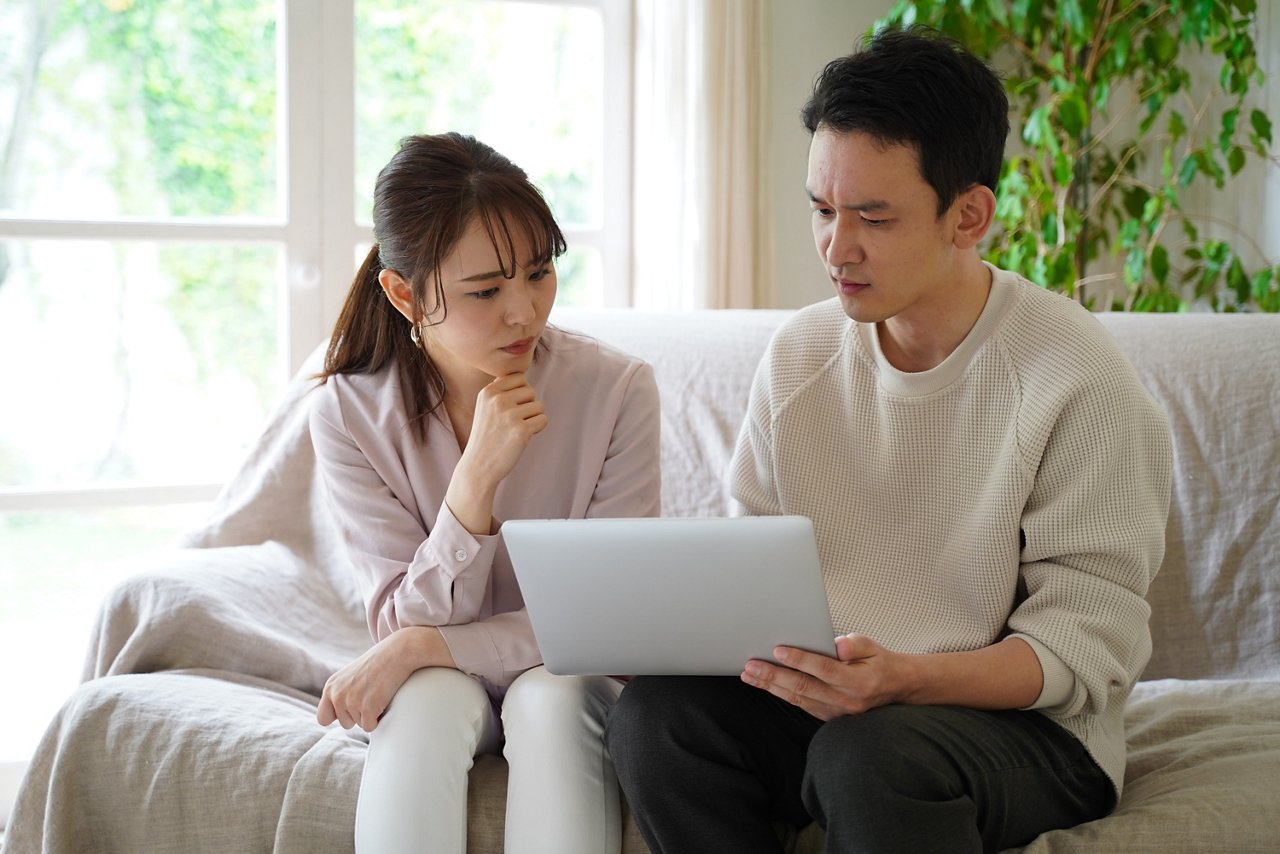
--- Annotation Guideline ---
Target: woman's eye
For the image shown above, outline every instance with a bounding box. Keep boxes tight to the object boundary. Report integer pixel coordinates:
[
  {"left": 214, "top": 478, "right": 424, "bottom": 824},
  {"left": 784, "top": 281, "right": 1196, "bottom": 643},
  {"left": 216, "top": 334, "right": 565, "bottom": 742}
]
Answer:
[
  {"left": 529, "top": 267, "right": 553, "bottom": 282},
  {"left": 469, "top": 287, "right": 500, "bottom": 300}
]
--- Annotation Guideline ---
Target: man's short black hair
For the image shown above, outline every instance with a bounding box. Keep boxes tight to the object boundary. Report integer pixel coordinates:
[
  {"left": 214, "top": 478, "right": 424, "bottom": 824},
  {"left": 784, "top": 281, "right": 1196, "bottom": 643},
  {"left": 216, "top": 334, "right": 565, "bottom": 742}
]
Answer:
[{"left": 802, "top": 25, "right": 1009, "bottom": 217}]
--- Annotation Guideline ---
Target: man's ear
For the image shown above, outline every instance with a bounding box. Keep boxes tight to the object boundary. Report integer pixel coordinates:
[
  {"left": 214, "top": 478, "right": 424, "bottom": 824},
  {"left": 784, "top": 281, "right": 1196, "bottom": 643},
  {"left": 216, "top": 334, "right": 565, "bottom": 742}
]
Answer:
[
  {"left": 952, "top": 184, "right": 997, "bottom": 250},
  {"left": 378, "top": 268, "right": 417, "bottom": 322}
]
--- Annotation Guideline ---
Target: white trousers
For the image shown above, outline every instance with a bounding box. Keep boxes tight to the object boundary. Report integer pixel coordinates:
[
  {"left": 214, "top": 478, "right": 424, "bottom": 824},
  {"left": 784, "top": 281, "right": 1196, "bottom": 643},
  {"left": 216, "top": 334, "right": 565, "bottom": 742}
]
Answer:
[{"left": 354, "top": 666, "right": 624, "bottom": 854}]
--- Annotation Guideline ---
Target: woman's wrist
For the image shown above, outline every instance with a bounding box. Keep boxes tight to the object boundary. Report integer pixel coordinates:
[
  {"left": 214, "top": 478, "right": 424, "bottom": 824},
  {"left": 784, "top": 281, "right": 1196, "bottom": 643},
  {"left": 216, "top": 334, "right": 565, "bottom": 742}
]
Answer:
[
  {"left": 397, "top": 625, "right": 457, "bottom": 670},
  {"left": 445, "top": 461, "right": 498, "bottom": 536}
]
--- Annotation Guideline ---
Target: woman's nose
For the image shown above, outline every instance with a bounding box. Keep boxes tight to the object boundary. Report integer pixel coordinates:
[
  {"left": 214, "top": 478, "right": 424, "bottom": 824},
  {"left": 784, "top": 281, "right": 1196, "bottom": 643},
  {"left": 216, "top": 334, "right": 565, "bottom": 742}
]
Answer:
[{"left": 504, "top": 283, "right": 535, "bottom": 325}]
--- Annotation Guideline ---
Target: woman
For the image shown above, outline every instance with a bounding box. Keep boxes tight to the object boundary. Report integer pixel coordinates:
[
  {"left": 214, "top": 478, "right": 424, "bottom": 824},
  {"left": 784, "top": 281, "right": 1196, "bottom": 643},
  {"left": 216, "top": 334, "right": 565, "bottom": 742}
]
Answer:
[{"left": 309, "top": 132, "right": 660, "bottom": 854}]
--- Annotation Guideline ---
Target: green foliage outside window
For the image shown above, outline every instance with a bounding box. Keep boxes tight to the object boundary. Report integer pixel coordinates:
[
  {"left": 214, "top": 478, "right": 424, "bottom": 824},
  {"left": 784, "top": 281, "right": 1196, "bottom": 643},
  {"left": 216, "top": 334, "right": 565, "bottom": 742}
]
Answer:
[{"left": 880, "top": 0, "right": 1278, "bottom": 311}]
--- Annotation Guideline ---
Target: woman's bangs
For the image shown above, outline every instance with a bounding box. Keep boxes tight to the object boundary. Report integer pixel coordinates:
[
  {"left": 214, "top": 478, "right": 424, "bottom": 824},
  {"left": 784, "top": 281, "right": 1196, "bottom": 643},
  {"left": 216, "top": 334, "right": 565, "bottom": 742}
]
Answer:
[{"left": 476, "top": 192, "right": 566, "bottom": 276}]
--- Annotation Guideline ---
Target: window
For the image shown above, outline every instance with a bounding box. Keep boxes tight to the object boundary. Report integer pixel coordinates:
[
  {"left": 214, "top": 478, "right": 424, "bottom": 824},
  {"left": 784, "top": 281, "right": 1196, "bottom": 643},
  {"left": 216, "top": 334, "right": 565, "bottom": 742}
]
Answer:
[{"left": 0, "top": 0, "right": 630, "bottom": 776}]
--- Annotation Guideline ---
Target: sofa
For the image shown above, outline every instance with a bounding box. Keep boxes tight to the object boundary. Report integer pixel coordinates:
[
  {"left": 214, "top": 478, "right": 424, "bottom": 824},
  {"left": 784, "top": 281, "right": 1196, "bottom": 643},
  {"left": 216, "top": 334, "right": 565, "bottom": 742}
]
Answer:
[{"left": 5, "top": 306, "right": 1279, "bottom": 853}]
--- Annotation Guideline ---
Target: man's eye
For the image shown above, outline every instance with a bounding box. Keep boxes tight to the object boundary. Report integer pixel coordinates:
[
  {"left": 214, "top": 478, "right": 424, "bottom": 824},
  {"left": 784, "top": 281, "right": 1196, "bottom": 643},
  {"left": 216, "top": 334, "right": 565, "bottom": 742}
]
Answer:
[
  {"left": 862, "top": 216, "right": 888, "bottom": 226},
  {"left": 814, "top": 207, "right": 834, "bottom": 217},
  {"left": 469, "top": 287, "right": 499, "bottom": 300}
]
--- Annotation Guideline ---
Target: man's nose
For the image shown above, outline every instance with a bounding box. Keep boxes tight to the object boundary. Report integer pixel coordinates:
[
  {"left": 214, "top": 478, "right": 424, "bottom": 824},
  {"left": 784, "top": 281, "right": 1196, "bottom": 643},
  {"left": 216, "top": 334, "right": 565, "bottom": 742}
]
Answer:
[{"left": 825, "top": 217, "right": 864, "bottom": 269}]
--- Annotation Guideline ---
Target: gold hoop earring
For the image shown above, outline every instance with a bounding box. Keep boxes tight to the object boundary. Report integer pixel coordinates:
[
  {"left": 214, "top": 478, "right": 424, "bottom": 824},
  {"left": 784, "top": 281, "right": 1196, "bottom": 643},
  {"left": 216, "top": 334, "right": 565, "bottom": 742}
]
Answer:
[{"left": 409, "top": 322, "right": 423, "bottom": 346}]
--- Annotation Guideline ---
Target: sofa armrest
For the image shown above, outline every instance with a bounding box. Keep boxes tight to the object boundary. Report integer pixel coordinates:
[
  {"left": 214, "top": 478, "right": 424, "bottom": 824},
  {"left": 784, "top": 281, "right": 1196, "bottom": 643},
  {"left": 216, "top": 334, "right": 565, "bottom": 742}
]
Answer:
[{"left": 87, "top": 541, "right": 369, "bottom": 695}]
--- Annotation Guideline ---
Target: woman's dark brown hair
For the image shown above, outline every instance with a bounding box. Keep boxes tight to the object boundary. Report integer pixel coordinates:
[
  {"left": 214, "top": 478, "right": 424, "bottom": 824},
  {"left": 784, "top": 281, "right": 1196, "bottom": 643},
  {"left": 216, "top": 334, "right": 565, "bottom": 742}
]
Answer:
[{"left": 316, "top": 132, "right": 566, "bottom": 439}]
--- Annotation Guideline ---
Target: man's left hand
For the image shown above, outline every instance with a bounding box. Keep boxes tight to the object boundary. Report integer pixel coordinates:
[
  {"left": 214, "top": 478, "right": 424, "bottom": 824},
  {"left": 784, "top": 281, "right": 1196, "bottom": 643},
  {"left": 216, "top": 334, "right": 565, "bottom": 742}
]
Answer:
[{"left": 740, "top": 633, "right": 913, "bottom": 721}]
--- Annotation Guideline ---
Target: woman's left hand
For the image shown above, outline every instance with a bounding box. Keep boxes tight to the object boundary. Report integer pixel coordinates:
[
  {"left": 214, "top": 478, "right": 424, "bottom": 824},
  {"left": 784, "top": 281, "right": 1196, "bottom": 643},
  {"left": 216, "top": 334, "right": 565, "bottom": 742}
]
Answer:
[{"left": 317, "top": 626, "right": 455, "bottom": 732}]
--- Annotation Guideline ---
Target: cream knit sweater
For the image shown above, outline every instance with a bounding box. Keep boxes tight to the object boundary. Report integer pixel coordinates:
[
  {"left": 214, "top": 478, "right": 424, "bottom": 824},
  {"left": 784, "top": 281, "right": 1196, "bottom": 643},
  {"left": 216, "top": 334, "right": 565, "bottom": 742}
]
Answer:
[{"left": 730, "top": 265, "right": 1173, "bottom": 797}]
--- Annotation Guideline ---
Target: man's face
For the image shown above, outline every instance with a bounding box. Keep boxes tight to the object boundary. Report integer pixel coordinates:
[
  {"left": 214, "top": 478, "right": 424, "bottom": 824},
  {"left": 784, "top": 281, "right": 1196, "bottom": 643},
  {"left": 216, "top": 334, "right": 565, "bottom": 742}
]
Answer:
[{"left": 807, "top": 128, "right": 963, "bottom": 326}]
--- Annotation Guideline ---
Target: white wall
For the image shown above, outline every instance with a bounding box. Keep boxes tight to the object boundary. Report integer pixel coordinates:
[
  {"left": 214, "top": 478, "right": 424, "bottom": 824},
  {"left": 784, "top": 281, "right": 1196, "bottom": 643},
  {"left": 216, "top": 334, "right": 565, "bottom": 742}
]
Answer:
[
  {"left": 762, "top": 2, "right": 1280, "bottom": 310},
  {"left": 765, "top": 0, "right": 892, "bottom": 309}
]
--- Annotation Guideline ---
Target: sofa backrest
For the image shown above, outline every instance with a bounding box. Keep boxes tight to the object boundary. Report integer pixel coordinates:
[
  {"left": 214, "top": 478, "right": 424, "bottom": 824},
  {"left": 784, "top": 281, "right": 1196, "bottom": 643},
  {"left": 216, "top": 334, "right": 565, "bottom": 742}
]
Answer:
[
  {"left": 554, "top": 308, "right": 1280, "bottom": 684},
  {"left": 1093, "top": 313, "right": 1280, "bottom": 682}
]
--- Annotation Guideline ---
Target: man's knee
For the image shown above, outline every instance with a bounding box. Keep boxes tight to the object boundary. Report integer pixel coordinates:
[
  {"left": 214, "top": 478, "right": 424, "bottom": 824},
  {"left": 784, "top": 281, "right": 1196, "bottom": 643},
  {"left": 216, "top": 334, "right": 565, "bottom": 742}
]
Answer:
[
  {"left": 804, "top": 706, "right": 963, "bottom": 807},
  {"left": 605, "top": 676, "right": 677, "bottom": 756}
]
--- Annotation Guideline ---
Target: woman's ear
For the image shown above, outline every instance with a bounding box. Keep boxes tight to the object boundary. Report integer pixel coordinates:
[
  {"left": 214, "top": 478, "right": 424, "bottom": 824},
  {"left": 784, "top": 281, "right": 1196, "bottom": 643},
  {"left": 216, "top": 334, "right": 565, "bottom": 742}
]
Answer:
[
  {"left": 378, "top": 268, "right": 417, "bottom": 322},
  {"left": 952, "top": 184, "right": 997, "bottom": 250}
]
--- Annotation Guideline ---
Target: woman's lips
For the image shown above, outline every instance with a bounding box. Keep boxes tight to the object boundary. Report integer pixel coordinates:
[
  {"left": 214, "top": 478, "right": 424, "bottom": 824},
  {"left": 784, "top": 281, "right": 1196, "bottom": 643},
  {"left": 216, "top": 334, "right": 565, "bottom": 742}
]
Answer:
[{"left": 502, "top": 337, "right": 535, "bottom": 356}]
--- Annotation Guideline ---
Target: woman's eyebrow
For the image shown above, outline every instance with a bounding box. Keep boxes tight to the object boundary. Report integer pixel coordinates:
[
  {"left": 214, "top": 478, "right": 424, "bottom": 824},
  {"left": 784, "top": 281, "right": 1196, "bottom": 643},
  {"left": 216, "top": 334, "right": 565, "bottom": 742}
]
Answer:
[{"left": 458, "top": 269, "right": 507, "bottom": 283}]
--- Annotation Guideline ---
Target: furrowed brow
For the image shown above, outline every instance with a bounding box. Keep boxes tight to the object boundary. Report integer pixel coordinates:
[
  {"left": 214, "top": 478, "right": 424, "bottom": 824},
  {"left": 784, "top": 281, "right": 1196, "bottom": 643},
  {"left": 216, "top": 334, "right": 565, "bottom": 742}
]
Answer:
[{"left": 806, "top": 187, "right": 890, "bottom": 212}]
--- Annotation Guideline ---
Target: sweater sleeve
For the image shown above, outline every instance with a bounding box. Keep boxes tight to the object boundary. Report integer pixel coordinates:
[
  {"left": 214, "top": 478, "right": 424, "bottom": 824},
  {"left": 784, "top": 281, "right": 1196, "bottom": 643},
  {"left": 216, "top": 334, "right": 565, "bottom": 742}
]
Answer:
[
  {"left": 308, "top": 381, "right": 499, "bottom": 639},
  {"left": 1009, "top": 365, "right": 1173, "bottom": 716},
  {"left": 437, "top": 361, "right": 664, "bottom": 688},
  {"left": 729, "top": 346, "right": 785, "bottom": 517}
]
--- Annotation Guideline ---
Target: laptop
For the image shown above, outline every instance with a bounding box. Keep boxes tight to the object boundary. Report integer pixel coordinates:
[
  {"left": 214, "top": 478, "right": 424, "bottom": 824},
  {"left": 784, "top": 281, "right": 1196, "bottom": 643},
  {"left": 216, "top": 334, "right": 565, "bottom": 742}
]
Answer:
[{"left": 502, "top": 515, "right": 837, "bottom": 676}]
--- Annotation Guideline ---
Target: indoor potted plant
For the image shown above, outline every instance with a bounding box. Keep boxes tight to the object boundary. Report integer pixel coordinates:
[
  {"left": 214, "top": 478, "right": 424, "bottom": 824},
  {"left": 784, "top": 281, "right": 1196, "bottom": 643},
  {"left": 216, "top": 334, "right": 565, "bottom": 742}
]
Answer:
[{"left": 878, "top": 0, "right": 1278, "bottom": 311}]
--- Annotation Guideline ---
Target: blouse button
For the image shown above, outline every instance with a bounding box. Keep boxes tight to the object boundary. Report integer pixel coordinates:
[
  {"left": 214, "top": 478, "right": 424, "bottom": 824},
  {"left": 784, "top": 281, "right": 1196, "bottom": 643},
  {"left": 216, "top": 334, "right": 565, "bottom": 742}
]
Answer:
[{"left": 454, "top": 549, "right": 468, "bottom": 562}]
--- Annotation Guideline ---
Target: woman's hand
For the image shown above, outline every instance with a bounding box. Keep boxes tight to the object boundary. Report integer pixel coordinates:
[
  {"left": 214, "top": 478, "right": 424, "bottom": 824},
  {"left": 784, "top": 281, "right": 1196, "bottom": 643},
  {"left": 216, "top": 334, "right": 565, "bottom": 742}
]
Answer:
[
  {"left": 316, "top": 626, "right": 456, "bottom": 732},
  {"left": 447, "top": 372, "right": 547, "bottom": 534}
]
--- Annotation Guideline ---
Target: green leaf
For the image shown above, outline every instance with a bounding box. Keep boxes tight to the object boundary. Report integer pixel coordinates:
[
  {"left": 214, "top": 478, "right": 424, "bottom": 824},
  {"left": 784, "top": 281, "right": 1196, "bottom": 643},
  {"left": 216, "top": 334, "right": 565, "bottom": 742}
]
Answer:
[
  {"left": 1167, "top": 110, "right": 1186, "bottom": 141},
  {"left": 1054, "top": 152, "right": 1074, "bottom": 184},
  {"left": 1125, "top": 247, "right": 1145, "bottom": 286},
  {"left": 1227, "top": 145, "right": 1246, "bottom": 175},
  {"left": 1228, "top": 256, "right": 1250, "bottom": 304},
  {"left": 1058, "top": 95, "right": 1087, "bottom": 139},
  {"left": 1060, "top": 0, "right": 1085, "bottom": 37},
  {"left": 1252, "top": 267, "right": 1275, "bottom": 301},
  {"left": 1022, "top": 105, "right": 1051, "bottom": 147},
  {"left": 1151, "top": 244, "right": 1170, "bottom": 286},
  {"left": 1218, "top": 108, "right": 1238, "bottom": 153},
  {"left": 1251, "top": 108, "right": 1273, "bottom": 144},
  {"left": 1181, "top": 219, "right": 1199, "bottom": 243}
]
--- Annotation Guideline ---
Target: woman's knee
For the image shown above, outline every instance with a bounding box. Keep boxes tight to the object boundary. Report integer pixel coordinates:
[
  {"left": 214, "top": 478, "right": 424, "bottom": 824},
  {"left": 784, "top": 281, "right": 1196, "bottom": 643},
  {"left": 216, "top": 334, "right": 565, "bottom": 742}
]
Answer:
[
  {"left": 502, "top": 667, "right": 622, "bottom": 747},
  {"left": 375, "top": 667, "right": 496, "bottom": 755}
]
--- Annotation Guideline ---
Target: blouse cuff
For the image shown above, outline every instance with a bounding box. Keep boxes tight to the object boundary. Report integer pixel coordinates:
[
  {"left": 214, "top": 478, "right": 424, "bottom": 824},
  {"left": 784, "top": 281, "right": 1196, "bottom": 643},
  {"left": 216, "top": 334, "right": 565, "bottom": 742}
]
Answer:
[
  {"left": 438, "top": 622, "right": 504, "bottom": 686},
  {"left": 418, "top": 499, "right": 498, "bottom": 581}
]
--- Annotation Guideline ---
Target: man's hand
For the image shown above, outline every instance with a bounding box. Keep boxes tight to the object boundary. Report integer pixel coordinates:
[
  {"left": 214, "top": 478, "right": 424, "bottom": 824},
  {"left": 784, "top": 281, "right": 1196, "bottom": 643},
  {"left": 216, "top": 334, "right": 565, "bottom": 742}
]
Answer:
[
  {"left": 740, "top": 634, "right": 1045, "bottom": 719},
  {"left": 740, "top": 634, "right": 911, "bottom": 721},
  {"left": 316, "top": 626, "right": 456, "bottom": 732}
]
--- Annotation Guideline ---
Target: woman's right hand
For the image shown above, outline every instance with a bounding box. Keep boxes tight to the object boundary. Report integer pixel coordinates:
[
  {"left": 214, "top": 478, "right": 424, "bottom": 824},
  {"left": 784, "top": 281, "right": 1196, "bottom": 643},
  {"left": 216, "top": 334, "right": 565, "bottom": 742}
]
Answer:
[
  {"left": 447, "top": 372, "right": 547, "bottom": 534},
  {"left": 317, "top": 626, "right": 456, "bottom": 732}
]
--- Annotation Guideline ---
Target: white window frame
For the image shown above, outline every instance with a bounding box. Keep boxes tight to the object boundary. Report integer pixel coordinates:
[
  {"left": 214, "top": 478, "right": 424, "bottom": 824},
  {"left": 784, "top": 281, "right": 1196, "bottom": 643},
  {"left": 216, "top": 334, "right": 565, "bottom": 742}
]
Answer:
[{"left": 0, "top": 0, "right": 633, "bottom": 519}]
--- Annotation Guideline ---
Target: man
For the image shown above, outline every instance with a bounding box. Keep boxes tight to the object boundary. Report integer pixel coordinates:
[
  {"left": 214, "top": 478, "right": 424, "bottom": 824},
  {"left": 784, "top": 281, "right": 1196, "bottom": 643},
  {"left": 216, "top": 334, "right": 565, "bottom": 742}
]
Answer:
[{"left": 605, "top": 26, "right": 1173, "bottom": 853}]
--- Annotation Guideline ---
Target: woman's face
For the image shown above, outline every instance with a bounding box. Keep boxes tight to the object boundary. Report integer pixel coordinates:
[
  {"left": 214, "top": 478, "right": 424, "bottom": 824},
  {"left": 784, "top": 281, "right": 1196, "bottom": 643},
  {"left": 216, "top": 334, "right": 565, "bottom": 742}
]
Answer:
[{"left": 417, "top": 216, "right": 558, "bottom": 393}]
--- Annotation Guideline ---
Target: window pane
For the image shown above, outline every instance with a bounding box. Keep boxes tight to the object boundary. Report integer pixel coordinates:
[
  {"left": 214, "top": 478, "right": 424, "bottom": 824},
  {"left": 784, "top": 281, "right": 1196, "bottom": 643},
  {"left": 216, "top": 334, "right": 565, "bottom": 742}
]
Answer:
[
  {"left": 0, "top": 0, "right": 278, "bottom": 219},
  {"left": 0, "top": 505, "right": 207, "bottom": 761},
  {"left": 354, "top": 0, "right": 604, "bottom": 229},
  {"left": 556, "top": 245, "right": 603, "bottom": 307},
  {"left": 0, "top": 239, "right": 280, "bottom": 488}
]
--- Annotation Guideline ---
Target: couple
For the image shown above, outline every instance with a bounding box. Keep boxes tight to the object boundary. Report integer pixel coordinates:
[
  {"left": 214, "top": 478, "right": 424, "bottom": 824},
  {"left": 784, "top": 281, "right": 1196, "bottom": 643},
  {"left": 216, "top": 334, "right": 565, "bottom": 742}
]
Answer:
[{"left": 310, "top": 27, "right": 1172, "bottom": 854}]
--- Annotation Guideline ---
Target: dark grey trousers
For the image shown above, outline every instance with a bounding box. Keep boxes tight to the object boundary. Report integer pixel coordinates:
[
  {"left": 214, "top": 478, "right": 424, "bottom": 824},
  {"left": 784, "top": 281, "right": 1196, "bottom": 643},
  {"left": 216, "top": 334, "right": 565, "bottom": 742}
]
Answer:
[{"left": 605, "top": 676, "right": 1113, "bottom": 854}]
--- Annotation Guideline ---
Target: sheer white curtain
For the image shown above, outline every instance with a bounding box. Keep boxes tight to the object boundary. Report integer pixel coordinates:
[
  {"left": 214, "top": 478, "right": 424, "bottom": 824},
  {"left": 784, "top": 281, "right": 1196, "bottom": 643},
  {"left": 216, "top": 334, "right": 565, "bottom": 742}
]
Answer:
[{"left": 631, "top": 0, "right": 771, "bottom": 309}]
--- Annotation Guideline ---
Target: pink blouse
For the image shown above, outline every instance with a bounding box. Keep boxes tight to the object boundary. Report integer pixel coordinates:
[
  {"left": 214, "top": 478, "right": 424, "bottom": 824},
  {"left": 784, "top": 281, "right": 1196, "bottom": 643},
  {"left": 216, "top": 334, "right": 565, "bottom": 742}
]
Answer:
[{"left": 309, "top": 327, "right": 662, "bottom": 693}]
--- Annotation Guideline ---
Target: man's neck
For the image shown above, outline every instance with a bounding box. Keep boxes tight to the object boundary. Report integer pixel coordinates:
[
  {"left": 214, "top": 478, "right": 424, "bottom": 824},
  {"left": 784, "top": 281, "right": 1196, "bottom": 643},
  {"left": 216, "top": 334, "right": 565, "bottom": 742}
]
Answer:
[{"left": 877, "top": 261, "right": 993, "bottom": 373}]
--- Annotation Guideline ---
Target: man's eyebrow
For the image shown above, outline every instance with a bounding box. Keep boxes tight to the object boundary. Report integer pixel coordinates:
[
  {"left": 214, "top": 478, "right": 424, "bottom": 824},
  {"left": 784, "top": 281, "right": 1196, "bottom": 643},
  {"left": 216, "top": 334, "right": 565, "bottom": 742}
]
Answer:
[{"left": 805, "top": 187, "right": 891, "bottom": 212}]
